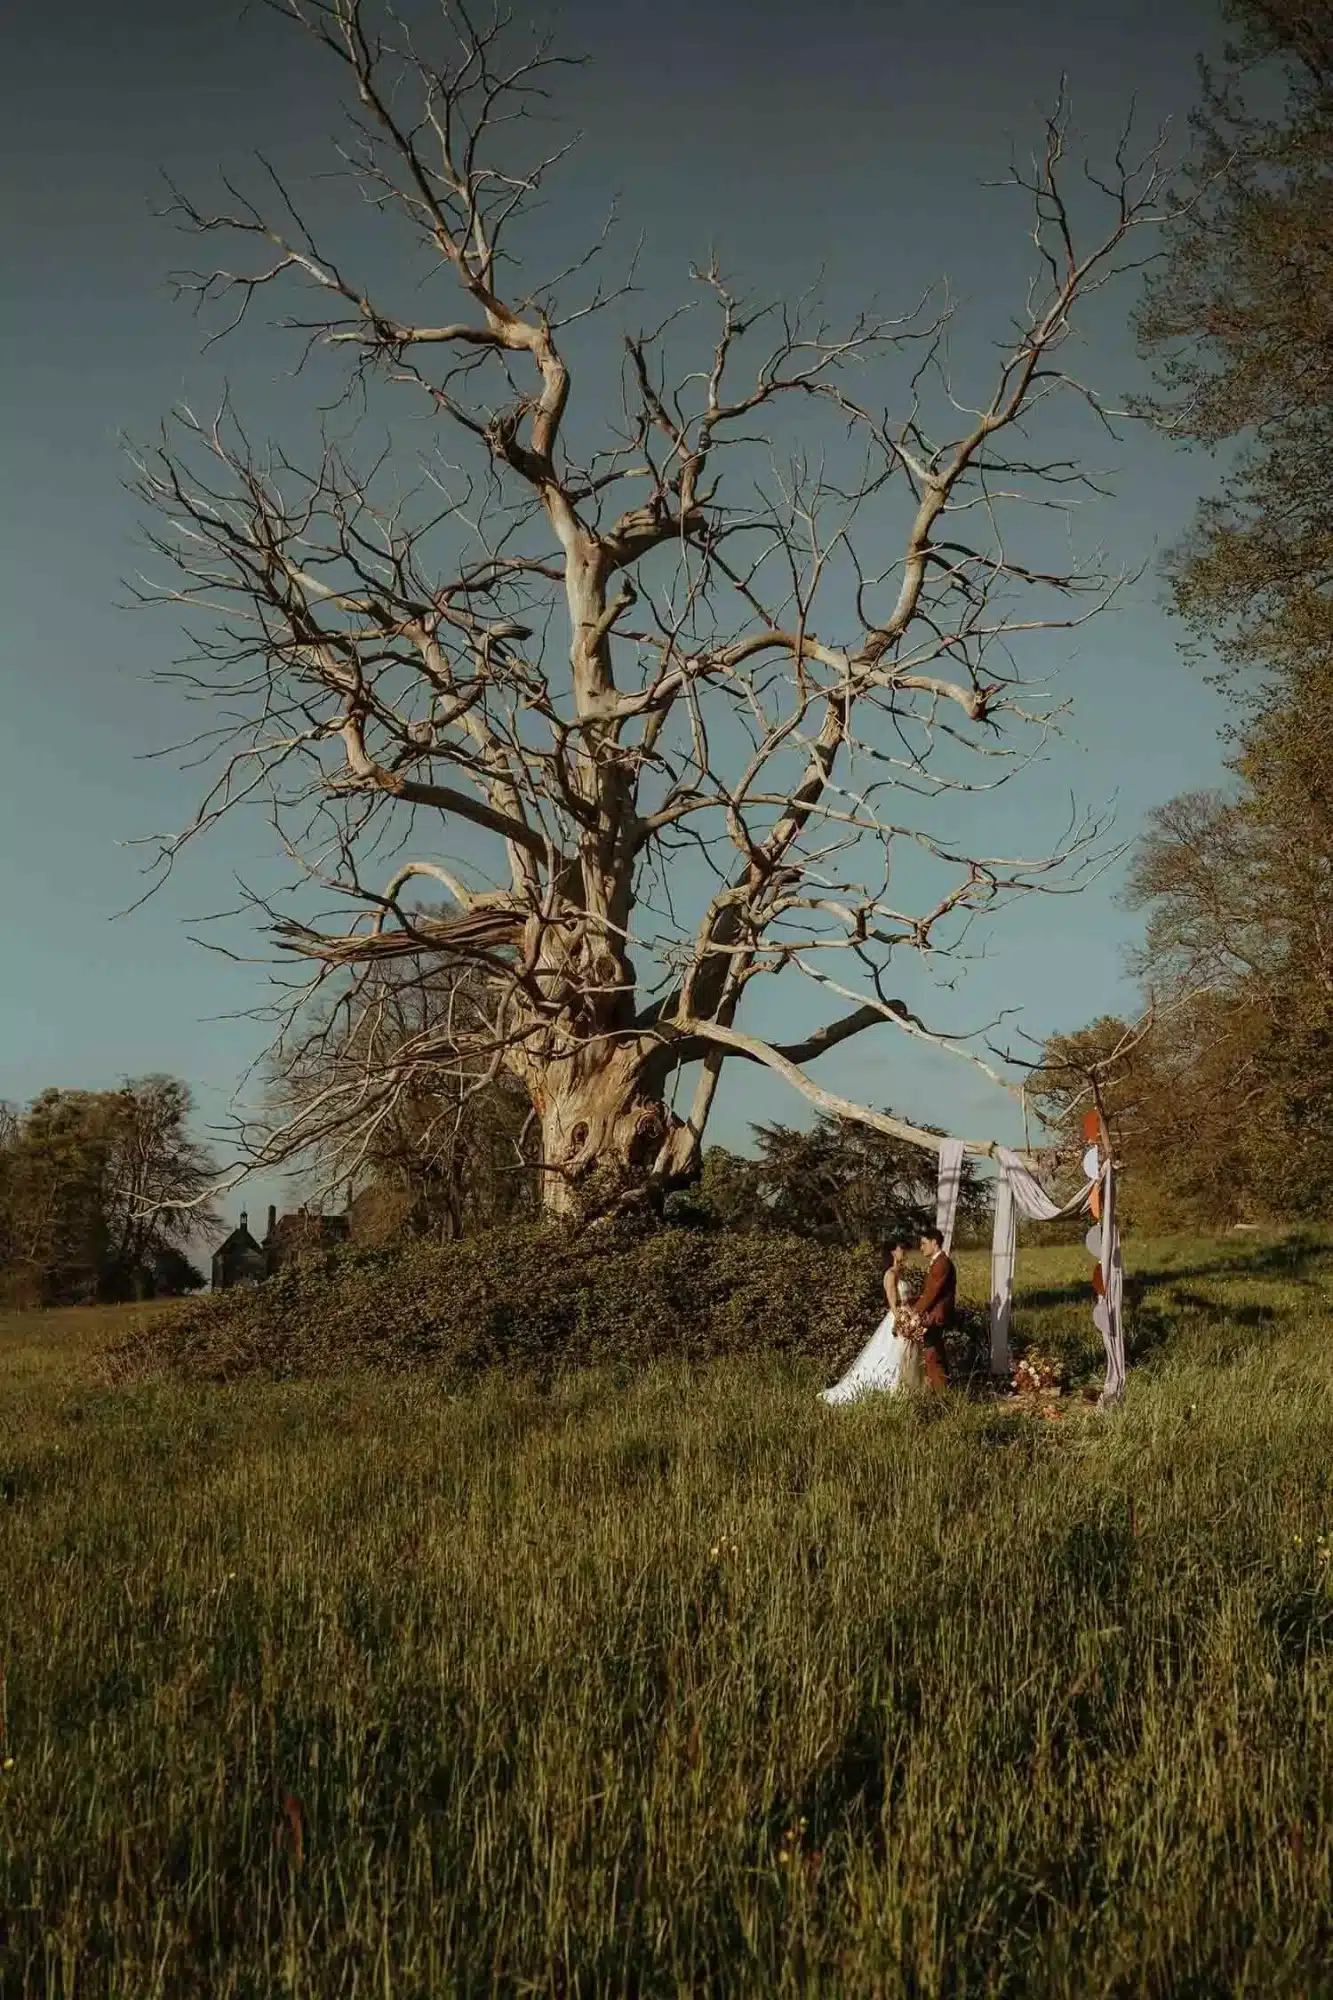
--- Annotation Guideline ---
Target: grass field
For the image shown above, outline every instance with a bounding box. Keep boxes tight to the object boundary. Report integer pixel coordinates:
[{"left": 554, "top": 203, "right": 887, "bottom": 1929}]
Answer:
[{"left": 2, "top": 1235, "right": 1333, "bottom": 1996}]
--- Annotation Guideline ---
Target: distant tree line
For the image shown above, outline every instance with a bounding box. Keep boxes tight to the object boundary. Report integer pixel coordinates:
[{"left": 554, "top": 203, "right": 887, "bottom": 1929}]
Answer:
[
  {"left": 0, "top": 1047, "right": 981, "bottom": 1313},
  {"left": 0, "top": 1079, "right": 215, "bottom": 1307},
  {"left": 1041, "top": 0, "right": 1333, "bottom": 1228}
]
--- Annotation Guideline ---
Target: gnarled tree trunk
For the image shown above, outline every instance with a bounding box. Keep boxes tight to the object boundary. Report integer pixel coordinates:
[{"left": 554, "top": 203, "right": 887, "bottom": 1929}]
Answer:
[{"left": 518, "top": 1040, "right": 693, "bottom": 1217}]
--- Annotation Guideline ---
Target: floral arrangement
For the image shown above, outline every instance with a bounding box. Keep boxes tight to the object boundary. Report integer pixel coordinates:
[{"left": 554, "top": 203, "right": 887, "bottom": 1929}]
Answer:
[
  {"left": 896, "top": 1304, "right": 926, "bottom": 1343},
  {"left": 1012, "top": 1349, "right": 1068, "bottom": 1396}
]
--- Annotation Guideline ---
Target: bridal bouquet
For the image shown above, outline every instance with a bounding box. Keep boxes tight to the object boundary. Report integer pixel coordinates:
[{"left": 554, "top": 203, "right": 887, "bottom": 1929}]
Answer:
[{"left": 896, "top": 1304, "right": 926, "bottom": 1344}]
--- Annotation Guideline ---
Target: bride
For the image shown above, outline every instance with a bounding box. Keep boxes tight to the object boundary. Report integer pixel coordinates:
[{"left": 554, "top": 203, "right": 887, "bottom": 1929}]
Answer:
[{"left": 821, "top": 1242, "right": 927, "bottom": 1404}]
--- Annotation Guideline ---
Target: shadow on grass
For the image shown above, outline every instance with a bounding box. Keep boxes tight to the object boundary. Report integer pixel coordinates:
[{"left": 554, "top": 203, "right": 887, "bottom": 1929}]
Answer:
[
  {"left": 1266, "top": 1585, "right": 1333, "bottom": 1666},
  {"left": 1125, "top": 1291, "right": 1279, "bottom": 1368},
  {"left": 1013, "top": 1231, "right": 1333, "bottom": 1321}
]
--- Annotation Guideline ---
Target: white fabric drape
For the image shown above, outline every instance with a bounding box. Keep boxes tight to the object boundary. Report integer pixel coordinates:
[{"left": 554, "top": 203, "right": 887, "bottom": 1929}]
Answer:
[
  {"left": 989, "top": 1169, "right": 1018, "bottom": 1376},
  {"left": 987, "top": 1146, "right": 1126, "bottom": 1406},
  {"left": 989, "top": 1147, "right": 1095, "bottom": 1378},
  {"left": 1093, "top": 1162, "right": 1126, "bottom": 1407},
  {"left": 935, "top": 1137, "right": 967, "bottom": 1255}
]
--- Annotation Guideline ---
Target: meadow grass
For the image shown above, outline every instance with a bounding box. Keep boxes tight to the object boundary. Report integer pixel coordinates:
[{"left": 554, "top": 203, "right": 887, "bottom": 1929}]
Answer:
[{"left": 2, "top": 1235, "right": 1333, "bottom": 1996}]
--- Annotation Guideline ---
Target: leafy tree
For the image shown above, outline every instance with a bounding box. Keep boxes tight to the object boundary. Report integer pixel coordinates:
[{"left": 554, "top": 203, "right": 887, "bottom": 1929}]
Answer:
[
  {"left": 0, "top": 1079, "right": 218, "bottom": 1305},
  {"left": 1066, "top": 0, "right": 1333, "bottom": 1223},
  {"left": 0, "top": 1090, "right": 111, "bottom": 1305},
  {"left": 1033, "top": 1008, "right": 1258, "bottom": 1228},
  {"left": 689, "top": 1114, "right": 986, "bottom": 1247},
  {"left": 1128, "top": 780, "right": 1333, "bottom": 1214},
  {"left": 1137, "top": 0, "right": 1333, "bottom": 684},
  {"left": 150, "top": 1246, "right": 207, "bottom": 1297},
  {"left": 691, "top": 1148, "right": 765, "bottom": 1232}
]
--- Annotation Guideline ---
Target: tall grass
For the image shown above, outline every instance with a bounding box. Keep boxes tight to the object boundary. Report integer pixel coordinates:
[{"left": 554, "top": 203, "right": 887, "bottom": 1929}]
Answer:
[{"left": 2, "top": 1238, "right": 1332, "bottom": 1995}]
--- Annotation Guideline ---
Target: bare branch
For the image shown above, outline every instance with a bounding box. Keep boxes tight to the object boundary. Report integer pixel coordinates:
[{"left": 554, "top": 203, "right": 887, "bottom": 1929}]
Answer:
[{"left": 130, "top": 9, "right": 1170, "bottom": 1207}]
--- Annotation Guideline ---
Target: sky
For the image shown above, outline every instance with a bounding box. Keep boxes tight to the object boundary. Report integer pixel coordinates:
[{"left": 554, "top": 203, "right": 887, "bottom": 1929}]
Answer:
[{"left": 2, "top": 0, "right": 1234, "bottom": 1230}]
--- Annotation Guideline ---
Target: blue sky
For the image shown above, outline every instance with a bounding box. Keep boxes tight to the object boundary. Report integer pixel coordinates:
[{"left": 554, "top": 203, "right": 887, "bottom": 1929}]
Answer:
[{"left": 2, "top": 0, "right": 1233, "bottom": 1225}]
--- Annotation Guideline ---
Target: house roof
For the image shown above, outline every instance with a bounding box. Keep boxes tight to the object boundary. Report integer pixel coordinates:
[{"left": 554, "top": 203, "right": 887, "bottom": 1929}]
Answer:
[
  {"left": 269, "top": 1209, "right": 348, "bottom": 1235},
  {"left": 214, "top": 1224, "right": 262, "bottom": 1260}
]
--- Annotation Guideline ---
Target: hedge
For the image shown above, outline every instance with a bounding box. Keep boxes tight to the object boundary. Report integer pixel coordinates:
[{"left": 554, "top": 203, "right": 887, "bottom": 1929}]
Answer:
[{"left": 105, "top": 1220, "right": 918, "bottom": 1386}]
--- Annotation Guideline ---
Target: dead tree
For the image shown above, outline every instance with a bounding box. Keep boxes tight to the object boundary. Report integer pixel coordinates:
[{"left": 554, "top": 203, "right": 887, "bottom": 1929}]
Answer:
[{"left": 131, "top": 0, "right": 1171, "bottom": 1213}]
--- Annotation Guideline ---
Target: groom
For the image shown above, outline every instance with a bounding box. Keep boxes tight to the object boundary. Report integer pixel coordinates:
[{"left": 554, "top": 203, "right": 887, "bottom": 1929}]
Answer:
[{"left": 914, "top": 1226, "right": 957, "bottom": 1390}]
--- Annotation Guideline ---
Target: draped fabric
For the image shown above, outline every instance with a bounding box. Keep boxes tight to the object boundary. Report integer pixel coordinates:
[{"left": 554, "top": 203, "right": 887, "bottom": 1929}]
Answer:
[
  {"left": 989, "top": 1147, "right": 1095, "bottom": 1379},
  {"left": 1093, "top": 1163, "right": 1126, "bottom": 1408},
  {"left": 989, "top": 1169, "right": 1019, "bottom": 1377},
  {"left": 935, "top": 1138, "right": 967, "bottom": 1255},
  {"left": 987, "top": 1146, "right": 1126, "bottom": 1406}
]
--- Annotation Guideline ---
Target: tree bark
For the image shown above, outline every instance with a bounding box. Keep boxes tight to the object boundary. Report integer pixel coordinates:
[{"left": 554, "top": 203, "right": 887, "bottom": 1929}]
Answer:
[{"left": 525, "top": 1042, "right": 688, "bottom": 1217}]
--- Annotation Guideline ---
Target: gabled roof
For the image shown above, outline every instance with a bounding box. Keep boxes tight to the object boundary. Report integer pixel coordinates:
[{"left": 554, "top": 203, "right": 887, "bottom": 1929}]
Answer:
[{"left": 214, "top": 1224, "right": 262, "bottom": 1259}]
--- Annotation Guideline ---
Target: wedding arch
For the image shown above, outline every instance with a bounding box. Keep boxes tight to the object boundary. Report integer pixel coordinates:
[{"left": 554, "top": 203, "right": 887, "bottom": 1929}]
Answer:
[
  {"left": 710, "top": 1029, "right": 1127, "bottom": 1406},
  {"left": 933, "top": 1113, "right": 1125, "bottom": 1408}
]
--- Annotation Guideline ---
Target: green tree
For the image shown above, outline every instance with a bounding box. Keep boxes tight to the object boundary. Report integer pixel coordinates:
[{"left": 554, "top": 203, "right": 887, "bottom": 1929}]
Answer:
[
  {"left": 150, "top": 1246, "right": 207, "bottom": 1297},
  {"left": 1088, "top": 0, "right": 1333, "bottom": 1222},
  {"left": 1033, "top": 1007, "right": 1260, "bottom": 1228},
  {"left": 0, "top": 1080, "right": 218, "bottom": 1306},
  {"left": 689, "top": 1114, "right": 985, "bottom": 1248},
  {"left": 1138, "top": 0, "right": 1333, "bottom": 692},
  {"left": 1127, "top": 781, "right": 1333, "bottom": 1216}
]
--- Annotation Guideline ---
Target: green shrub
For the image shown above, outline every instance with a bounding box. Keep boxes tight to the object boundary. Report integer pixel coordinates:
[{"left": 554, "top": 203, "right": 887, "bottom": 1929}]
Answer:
[{"left": 106, "top": 1219, "right": 889, "bottom": 1385}]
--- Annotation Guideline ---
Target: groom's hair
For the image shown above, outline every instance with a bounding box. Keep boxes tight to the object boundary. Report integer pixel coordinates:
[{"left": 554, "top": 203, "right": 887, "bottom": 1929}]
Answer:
[{"left": 922, "top": 1225, "right": 945, "bottom": 1249}]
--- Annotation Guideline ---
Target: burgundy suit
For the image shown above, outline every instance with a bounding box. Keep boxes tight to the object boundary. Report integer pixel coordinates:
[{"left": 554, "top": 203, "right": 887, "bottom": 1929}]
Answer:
[{"left": 914, "top": 1252, "right": 956, "bottom": 1389}]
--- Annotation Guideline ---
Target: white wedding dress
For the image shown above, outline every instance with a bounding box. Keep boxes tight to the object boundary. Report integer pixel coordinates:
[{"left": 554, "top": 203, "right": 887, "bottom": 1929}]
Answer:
[{"left": 821, "top": 1277, "right": 926, "bottom": 1404}]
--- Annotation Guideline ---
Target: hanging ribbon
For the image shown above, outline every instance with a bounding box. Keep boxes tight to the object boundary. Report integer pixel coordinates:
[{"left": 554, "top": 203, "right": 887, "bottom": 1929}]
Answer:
[{"left": 1092, "top": 1161, "right": 1126, "bottom": 1407}]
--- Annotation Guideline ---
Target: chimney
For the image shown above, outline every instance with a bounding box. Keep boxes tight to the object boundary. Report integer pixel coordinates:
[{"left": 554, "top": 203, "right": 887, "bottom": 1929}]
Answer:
[
  {"left": 239, "top": 1210, "right": 248, "bottom": 1233},
  {"left": 267, "top": 1204, "right": 277, "bottom": 1241}
]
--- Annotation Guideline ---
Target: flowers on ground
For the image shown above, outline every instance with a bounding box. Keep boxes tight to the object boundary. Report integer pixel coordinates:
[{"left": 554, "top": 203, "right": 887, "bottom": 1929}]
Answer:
[{"left": 1012, "top": 1350, "right": 1068, "bottom": 1396}]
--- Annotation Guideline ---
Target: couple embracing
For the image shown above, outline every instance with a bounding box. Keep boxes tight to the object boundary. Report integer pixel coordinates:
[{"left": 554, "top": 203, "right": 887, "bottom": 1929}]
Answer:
[{"left": 821, "top": 1228, "right": 957, "bottom": 1404}]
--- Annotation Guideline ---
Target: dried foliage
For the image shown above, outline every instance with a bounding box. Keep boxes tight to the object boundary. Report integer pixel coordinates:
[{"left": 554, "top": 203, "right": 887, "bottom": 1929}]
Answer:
[{"left": 108, "top": 1220, "right": 885, "bottom": 1384}]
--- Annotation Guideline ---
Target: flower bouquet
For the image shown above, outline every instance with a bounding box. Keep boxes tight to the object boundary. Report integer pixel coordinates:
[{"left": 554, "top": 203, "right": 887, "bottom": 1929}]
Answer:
[
  {"left": 896, "top": 1304, "right": 926, "bottom": 1344},
  {"left": 1012, "top": 1349, "right": 1068, "bottom": 1396}
]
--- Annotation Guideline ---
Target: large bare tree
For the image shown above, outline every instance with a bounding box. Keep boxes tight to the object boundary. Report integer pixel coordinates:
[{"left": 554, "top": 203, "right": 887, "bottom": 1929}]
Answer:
[{"left": 133, "top": 0, "right": 1170, "bottom": 1213}]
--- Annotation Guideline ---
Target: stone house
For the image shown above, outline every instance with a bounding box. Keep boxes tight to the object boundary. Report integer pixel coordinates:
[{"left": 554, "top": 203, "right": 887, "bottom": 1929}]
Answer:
[
  {"left": 211, "top": 1204, "right": 350, "bottom": 1290},
  {"left": 264, "top": 1205, "right": 350, "bottom": 1269},
  {"left": 210, "top": 1212, "right": 268, "bottom": 1290}
]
